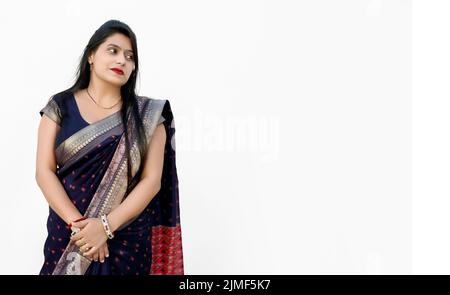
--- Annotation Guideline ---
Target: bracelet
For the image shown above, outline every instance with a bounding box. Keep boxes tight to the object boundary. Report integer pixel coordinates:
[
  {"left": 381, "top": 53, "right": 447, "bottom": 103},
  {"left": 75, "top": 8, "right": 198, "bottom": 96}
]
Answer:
[
  {"left": 100, "top": 214, "right": 114, "bottom": 239},
  {"left": 70, "top": 227, "right": 80, "bottom": 237}
]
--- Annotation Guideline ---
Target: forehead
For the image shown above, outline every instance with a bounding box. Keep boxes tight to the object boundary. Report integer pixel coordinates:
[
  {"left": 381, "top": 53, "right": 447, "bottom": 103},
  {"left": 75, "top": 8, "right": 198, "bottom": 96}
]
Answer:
[{"left": 102, "top": 33, "right": 133, "bottom": 52}]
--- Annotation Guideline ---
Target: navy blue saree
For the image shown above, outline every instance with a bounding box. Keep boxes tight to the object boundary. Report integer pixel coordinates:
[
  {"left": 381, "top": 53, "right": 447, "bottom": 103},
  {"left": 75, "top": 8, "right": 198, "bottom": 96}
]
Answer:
[{"left": 38, "top": 92, "right": 184, "bottom": 275}]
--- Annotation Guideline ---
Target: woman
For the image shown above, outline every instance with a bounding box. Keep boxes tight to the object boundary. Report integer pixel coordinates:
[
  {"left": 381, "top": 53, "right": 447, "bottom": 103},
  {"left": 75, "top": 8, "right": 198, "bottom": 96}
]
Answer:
[{"left": 36, "top": 20, "right": 184, "bottom": 275}]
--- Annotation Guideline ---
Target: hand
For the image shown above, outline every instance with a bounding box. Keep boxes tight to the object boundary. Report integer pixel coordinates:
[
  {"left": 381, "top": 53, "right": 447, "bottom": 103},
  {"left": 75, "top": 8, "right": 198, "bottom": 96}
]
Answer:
[
  {"left": 70, "top": 217, "right": 108, "bottom": 259},
  {"left": 86, "top": 243, "right": 109, "bottom": 263}
]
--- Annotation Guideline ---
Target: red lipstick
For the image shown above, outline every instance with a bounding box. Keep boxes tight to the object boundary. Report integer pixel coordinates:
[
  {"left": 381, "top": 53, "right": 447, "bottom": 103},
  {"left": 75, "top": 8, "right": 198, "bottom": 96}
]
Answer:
[{"left": 110, "top": 68, "right": 124, "bottom": 75}]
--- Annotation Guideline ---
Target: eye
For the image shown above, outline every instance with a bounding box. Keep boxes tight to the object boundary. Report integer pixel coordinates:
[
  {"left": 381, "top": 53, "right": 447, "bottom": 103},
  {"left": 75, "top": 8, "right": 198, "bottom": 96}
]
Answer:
[{"left": 108, "top": 47, "right": 133, "bottom": 60}]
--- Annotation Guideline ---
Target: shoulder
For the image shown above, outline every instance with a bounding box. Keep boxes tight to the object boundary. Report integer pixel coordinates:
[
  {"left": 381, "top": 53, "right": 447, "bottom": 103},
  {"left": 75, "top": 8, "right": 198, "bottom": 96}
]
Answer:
[
  {"left": 48, "top": 91, "right": 71, "bottom": 106},
  {"left": 44, "top": 91, "right": 71, "bottom": 114},
  {"left": 136, "top": 95, "right": 170, "bottom": 126},
  {"left": 39, "top": 91, "right": 74, "bottom": 126},
  {"left": 136, "top": 95, "right": 170, "bottom": 115},
  {"left": 136, "top": 95, "right": 168, "bottom": 105}
]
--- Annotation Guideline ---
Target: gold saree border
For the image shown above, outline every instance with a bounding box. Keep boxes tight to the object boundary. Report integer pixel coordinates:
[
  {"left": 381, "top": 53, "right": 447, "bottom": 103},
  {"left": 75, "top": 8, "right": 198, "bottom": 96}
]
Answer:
[{"left": 55, "top": 112, "right": 123, "bottom": 166}]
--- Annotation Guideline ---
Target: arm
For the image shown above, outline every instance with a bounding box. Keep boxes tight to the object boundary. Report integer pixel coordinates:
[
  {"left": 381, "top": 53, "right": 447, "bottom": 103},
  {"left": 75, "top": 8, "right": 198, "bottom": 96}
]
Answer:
[
  {"left": 107, "top": 123, "right": 167, "bottom": 232},
  {"left": 35, "top": 114, "right": 83, "bottom": 225}
]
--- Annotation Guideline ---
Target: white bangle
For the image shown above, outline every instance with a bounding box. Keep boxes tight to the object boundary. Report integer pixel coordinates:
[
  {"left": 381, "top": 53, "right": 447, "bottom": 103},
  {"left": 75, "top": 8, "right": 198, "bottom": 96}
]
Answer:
[{"left": 100, "top": 214, "right": 114, "bottom": 239}]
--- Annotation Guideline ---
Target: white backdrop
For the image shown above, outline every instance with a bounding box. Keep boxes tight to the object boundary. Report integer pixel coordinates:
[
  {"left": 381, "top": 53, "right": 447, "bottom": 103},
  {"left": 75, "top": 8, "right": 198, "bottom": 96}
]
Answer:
[{"left": 0, "top": 0, "right": 415, "bottom": 274}]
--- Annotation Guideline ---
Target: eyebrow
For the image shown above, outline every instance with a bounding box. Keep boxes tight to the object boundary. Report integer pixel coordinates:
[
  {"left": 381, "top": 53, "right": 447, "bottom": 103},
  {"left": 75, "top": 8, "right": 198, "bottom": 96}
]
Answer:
[{"left": 106, "top": 43, "right": 134, "bottom": 54}]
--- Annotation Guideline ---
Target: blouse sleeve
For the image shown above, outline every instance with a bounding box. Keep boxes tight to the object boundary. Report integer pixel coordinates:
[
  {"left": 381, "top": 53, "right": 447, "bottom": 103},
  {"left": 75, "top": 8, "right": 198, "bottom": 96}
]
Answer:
[
  {"left": 158, "top": 114, "right": 166, "bottom": 125},
  {"left": 39, "top": 96, "right": 62, "bottom": 126}
]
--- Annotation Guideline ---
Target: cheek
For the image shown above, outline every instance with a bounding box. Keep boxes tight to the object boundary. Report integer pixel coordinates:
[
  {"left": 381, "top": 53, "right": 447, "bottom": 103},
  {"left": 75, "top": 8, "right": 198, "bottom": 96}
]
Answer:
[
  {"left": 94, "top": 59, "right": 108, "bottom": 71},
  {"left": 98, "top": 54, "right": 114, "bottom": 65},
  {"left": 127, "top": 65, "right": 135, "bottom": 76}
]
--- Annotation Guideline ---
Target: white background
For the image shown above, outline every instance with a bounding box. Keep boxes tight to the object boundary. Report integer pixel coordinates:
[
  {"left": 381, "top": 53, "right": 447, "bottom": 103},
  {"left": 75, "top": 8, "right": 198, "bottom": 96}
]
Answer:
[
  {"left": 412, "top": 0, "right": 450, "bottom": 274},
  {"left": 0, "top": 0, "right": 424, "bottom": 274}
]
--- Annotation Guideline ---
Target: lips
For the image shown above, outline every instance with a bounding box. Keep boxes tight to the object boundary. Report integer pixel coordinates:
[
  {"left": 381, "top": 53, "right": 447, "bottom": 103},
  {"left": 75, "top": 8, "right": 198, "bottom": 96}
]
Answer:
[{"left": 110, "top": 68, "right": 124, "bottom": 75}]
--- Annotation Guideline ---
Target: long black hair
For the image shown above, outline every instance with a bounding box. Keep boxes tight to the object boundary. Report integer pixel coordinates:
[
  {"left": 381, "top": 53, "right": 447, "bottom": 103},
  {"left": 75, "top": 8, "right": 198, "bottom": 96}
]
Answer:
[{"left": 53, "top": 19, "right": 148, "bottom": 197}]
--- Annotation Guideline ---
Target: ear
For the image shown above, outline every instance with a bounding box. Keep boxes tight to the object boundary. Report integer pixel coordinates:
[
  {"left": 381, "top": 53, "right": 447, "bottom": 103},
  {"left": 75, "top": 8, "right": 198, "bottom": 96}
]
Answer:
[{"left": 88, "top": 52, "right": 95, "bottom": 64}]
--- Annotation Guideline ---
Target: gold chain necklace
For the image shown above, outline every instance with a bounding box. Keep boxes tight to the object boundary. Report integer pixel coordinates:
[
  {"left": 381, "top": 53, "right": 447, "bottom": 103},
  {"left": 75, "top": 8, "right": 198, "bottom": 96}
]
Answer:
[{"left": 86, "top": 88, "right": 122, "bottom": 109}]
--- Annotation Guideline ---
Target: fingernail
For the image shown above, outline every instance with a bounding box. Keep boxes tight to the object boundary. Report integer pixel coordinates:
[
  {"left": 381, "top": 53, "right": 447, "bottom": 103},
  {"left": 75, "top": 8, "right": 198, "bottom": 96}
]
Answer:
[
  {"left": 100, "top": 260, "right": 104, "bottom": 263},
  {"left": 106, "top": 254, "right": 109, "bottom": 258}
]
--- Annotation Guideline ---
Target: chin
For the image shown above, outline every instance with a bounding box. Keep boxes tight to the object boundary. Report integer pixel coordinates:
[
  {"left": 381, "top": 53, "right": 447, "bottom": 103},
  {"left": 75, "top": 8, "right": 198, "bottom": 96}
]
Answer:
[{"left": 103, "top": 76, "right": 127, "bottom": 87}]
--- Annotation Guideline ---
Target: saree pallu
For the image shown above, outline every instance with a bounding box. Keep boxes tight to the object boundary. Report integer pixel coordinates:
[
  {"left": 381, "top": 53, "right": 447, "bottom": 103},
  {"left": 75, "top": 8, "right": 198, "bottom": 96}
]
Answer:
[{"left": 39, "top": 95, "right": 184, "bottom": 275}]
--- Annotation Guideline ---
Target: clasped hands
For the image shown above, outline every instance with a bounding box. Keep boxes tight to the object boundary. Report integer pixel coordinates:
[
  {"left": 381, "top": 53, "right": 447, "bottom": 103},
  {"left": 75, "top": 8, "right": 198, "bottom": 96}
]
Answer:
[{"left": 69, "top": 217, "right": 109, "bottom": 263}]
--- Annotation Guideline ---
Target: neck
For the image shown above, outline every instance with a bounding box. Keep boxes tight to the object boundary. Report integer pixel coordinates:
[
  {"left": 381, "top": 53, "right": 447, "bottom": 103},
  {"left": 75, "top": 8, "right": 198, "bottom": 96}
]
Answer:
[{"left": 86, "top": 78, "right": 122, "bottom": 105}]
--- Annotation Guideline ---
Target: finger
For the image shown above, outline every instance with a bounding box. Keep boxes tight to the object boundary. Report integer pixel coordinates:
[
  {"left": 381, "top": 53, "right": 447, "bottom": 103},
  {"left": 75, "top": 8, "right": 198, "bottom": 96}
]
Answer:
[
  {"left": 78, "top": 243, "right": 88, "bottom": 253},
  {"left": 98, "top": 247, "right": 105, "bottom": 263},
  {"left": 104, "top": 244, "right": 109, "bottom": 258},
  {"left": 71, "top": 225, "right": 94, "bottom": 242},
  {"left": 92, "top": 250, "right": 99, "bottom": 262},
  {"left": 74, "top": 238, "right": 86, "bottom": 248},
  {"left": 70, "top": 227, "right": 80, "bottom": 238},
  {"left": 70, "top": 221, "right": 92, "bottom": 241},
  {"left": 81, "top": 244, "right": 91, "bottom": 255},
  {"left": 83, "top": 245, "right": 97, "bottom": 257},
  {"left": 70, "top": 229, "right": 84, "bottom": 241}
]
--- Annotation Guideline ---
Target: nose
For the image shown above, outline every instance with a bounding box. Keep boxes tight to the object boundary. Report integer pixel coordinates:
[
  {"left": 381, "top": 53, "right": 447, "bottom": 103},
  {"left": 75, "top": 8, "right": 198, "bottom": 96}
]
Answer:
[{"left": 116, "top": 56, "right": 126, "bottom": 66}]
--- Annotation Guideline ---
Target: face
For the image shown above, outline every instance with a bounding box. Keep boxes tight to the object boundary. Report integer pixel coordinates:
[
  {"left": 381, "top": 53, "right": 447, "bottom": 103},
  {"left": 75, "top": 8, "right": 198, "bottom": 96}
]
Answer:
[{"left": 88, "top": 33, "right": 136, "bottom": 87}]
